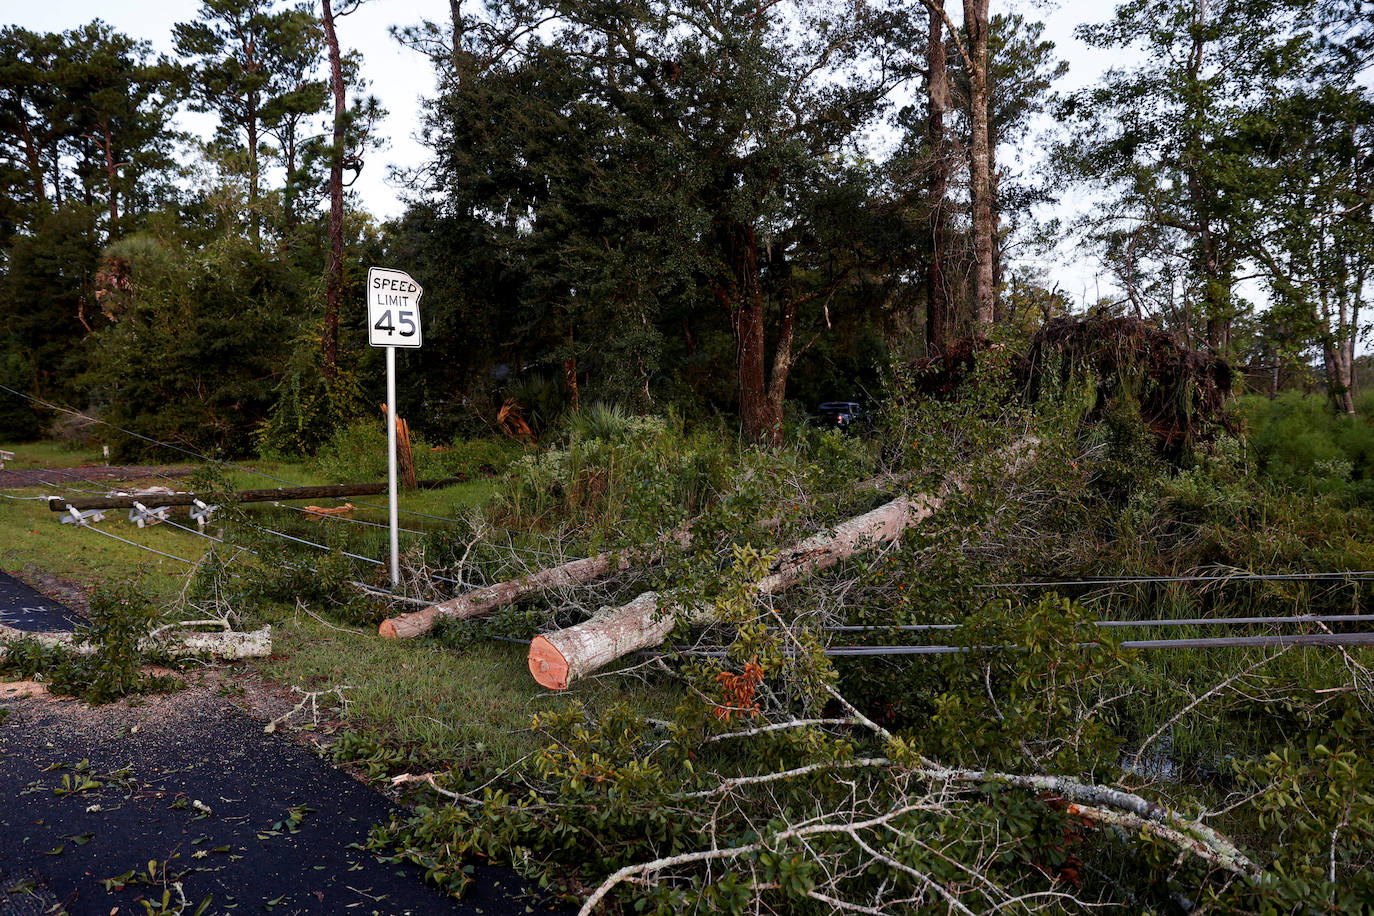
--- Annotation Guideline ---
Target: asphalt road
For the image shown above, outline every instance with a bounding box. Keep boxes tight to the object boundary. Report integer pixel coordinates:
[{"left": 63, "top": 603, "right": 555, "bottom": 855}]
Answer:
[
  {"left": 0, "top": 573, "right": 570, "bottom": 916},
  {"left": 0, "top": 572, "right": 79, "bottom": 633}
]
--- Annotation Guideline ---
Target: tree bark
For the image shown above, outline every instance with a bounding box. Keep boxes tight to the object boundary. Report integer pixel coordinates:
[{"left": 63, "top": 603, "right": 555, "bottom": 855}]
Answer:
[
  {"left": 246, "top": 81, "right": 260, "bottom": 244},
  {"left": 379, "top": 475, "right": 907, "bottom": 640},
  {"left": 925, "top": 3, "right": 950, "bottom": 356},
  {"left": 964, "top": 0, "right": 995, "bottom": 329},
  {"left": 1323, "top": 341, "right": 1355, "bottom": 415},
  {"left": 321, "top": 0, "right": 346, "bottom": 380},
  {"left": 529, "top": 592, "right": 671, "bottom": 690},
  {"left": 98, "top": 124, "right": 120, "bottom": 237},
  {"left": 1183, "top": 0, "right": 1231, "bottom": 352},
  {"left": 719, "top": 220, "right": 782, "bottom": 446},
  {"left": 449, "top": 0, "right": 464, "bottom": 60},
  {"left": 527, "top": 494, "right": 948, "bottom": 690},
  {"left": 0, "top": 624, "right": 272, "bottom": 659},
  {"left": 380, "top": 551, "right": 629, "bottom": 639},
  {"left": 19, "top": 122, "right": 47, "bottom": 207}
]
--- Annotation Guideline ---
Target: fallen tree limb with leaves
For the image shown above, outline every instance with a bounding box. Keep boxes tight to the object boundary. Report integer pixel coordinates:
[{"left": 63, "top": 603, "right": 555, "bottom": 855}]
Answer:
[
  {"left": 378, "top": 475, "right": 907, "bottom": 640},
  {"left": 578, "top": 753, "right": 1258, "bottom": 916},
  {"left": 528, "top": 439, "right": 1035, "bottom": 689}
]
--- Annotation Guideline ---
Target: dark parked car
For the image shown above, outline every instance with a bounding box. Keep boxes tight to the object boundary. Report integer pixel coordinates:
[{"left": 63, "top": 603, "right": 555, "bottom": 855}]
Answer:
[{"left": 815, "top": 401, "right": 868, "bottom": 432}]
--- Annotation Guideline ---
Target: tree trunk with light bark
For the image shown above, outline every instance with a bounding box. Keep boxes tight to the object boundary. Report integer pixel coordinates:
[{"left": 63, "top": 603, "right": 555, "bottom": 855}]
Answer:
[
  {"left": 926, "top": 3, "right": 951, "bottom": 355},
  {"left": 321, "top": 0, "right": 346, "bottom": 380},
  {"left": 964, "top": 0, "right": 995, "bottom": 329},
  {"left": 527, "top": 439, "right": 1035, "bottom": 689}
]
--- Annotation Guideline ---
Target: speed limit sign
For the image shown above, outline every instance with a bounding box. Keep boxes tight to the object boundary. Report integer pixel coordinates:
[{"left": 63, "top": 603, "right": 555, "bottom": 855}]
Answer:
[{"left": 367, "top": 267, "right": 423, "bottom": 348}]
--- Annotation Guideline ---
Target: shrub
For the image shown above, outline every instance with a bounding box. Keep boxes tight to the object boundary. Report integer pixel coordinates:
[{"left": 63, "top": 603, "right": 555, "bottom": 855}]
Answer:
[{"left": 1241, "top": 391, "right": 1374, "bottom": 496}]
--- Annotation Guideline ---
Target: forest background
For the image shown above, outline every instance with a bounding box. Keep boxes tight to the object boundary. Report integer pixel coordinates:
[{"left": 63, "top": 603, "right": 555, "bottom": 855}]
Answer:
[{"left": 2, "top": 0, "right": 1370, "bottom": 454}]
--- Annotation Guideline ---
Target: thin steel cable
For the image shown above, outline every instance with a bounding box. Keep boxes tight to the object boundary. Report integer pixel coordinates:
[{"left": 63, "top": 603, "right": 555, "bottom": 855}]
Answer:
[
  {"left": 0, "top": 383, "right": 303, "bottom": 487},
  {"left": 817, "top": 614, "right": 1374, "bottom": 632},
  {"left": 32, "top": 464, "right": 185, "bottom": 489},
  {"left": 981, "top": 572, "right": 1374, "bottom": 587},
  {"left": 0, "top": 386, "right": 601, "bottom": 566},
  {"left": 81, "top": 524, "right": 197, "bottom": 565},
  {"left": 253, "top": 525, "right": 385, "bottom": 566},
  {"left": 276, "top": 502, "right": 426, "bottom": 535},
  {"left": 2, "top": 466, "right": 111, "bottom": 495},
  {"left": 161, "top": 517, "right": 227, "bottom": 544},
  {"left": 675, "top": 632, "right": 1374, "bottom": 657},
  {"left": 243, "top": 519, "right": 470, "bottom": 588}
]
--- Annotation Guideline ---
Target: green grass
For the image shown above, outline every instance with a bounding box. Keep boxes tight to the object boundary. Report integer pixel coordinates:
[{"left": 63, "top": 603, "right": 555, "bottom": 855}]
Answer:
[
  {"left": 0, "top": 451, "right": 499, "bottom": 601},
  {"left": 259, "top": 613, "right": 681, "bottom": 768},
  {"left": 0, "top": 486, "right": 210, "bottom": 599},
  {"left": 1, "top": 441, "right": 680, "bottom": 778},
  {"left": 0, "top": 440, "right": 106, "bottom": 469}
]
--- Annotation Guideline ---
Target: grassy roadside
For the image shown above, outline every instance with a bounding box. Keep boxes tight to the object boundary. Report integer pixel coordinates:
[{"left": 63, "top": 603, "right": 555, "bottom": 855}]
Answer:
[
  {"left": 0, "top": 479, "right": 210, "bottom": 597},
  {"left": 1, "top": 451, "right": 678, "bottom": 775},
  {"left": 0, "top": 441, "right": 106, "bottom": 468}
]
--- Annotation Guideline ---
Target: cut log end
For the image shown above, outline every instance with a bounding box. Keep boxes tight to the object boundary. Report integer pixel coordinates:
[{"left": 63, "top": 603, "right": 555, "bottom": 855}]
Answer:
[
  {"left": 378, "top": 612, "right": 432, "bottom": 640},
  {"left": 529, "top": 635, "right": 571, "bottom": 690}
]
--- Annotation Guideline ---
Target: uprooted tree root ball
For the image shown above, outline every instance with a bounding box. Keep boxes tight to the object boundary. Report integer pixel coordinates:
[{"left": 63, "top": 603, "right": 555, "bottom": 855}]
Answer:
[
  {"left": 1026, "top": 314, "right": 1236, "bottom": 458},
  {"left": 907, "top": 315, "right": 1237, "bottom": 460}
]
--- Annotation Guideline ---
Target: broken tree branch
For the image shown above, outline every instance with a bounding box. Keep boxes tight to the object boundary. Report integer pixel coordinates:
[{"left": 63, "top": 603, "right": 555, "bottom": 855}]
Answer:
[
  {"left": 578, "top": 751, "right": 1257, "bottom": 915},
  {"left": 528, "top": 439, "right": 1035, "bottom": 689},
  {"left": 0, "top": 624, "right": 272, "bottom": 659},
  {"left": 379, "top": 473, "right": 909, "bottom": 640}
]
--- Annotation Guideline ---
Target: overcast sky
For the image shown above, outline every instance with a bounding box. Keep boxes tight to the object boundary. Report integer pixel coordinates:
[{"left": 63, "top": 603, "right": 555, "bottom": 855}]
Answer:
[{"left": 4, "top": 0, "right": 1127, "bottom": 302}]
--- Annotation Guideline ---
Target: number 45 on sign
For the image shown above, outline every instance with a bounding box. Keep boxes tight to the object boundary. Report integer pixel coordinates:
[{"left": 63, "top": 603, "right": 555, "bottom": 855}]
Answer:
[{"left": 368, "top": 267, "right": 423, "bottom": 348}]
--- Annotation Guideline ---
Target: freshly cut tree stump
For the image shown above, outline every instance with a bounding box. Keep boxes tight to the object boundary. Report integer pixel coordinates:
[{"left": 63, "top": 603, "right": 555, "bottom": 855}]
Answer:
[
  {"left": 528, "top": 593, "right": 670, "bottom": 690},
  {"left": 528, "top": 438, "right": 1035, "bottom": 689},
  {"left": 525, "top": 492, "right": 942, "bottom": 690}
]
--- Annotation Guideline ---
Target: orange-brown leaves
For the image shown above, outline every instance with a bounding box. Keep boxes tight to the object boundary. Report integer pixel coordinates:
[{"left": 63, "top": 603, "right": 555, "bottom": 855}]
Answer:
[{"left": 714, "top": 659, "right": 764, "bottom": 722}]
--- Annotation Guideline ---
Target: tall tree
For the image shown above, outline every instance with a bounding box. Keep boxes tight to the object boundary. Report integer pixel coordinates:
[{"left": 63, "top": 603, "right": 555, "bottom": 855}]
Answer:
[
  {"left": 411, "top": 0, "right": 910, "bottom": 444},
  {"left": 984, "top": 13, "right": 1065, "bottom": 309},
  {"left": 174, "top": 0, "right": 324, "bottom": 243},
  {"left": 320, "top": 0, "right": 346, "bottom": 380},
  {"left": 1252, "top": 85, "right": 1373, "bottom": 413},
  {"left": 962, "top": 0, "right": 995, "bottom": 329},
  {"left": 925, "top": 3, "right": 952, "bottom": 356},
  {"left": 57, "top": 22, "right": 182, "bottom": 240},
  {"left": 319, "top": 1, "right": 381, "bottom": 380},
  {"left": 1060, "top": 0, "right": 1313, "bottom": 351},
  {"left": 0, "top": 27, "right": 62, "bottom": 221},
  {"left": 257, "top": 14, "right": 327, "bottom": 237}
]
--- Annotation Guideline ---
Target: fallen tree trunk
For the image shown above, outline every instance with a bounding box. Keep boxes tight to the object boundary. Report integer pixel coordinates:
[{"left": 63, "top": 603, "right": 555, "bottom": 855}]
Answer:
[
  {"left": 529, "top": 593, "right": 671, "bottom": 690},
  {"left": 0, "top": 624, "right": 272, "bottom": 659},
  {"left": 379, "top": 551, "right": 635, "bottom": 639},
  {"left": 379, "top": 475, "right": 907, "bottom": 640},
  {"left": 529, "top": 439, "right": 1034, "bottom": 690}
]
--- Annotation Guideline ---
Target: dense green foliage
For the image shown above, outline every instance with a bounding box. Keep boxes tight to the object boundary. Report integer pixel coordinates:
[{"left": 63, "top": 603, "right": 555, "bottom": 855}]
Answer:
[
  {"left": 1242, "top": 391, "right": 1374, "bottom": 497},
  {"left": 1, "top": 0, "right": 1369, "bottom": 446}
]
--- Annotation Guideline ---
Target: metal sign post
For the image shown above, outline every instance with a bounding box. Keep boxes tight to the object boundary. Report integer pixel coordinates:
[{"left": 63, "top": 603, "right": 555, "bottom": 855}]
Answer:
[{"left": 367, "top": 267, "right": 424, "bottom": 587}]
